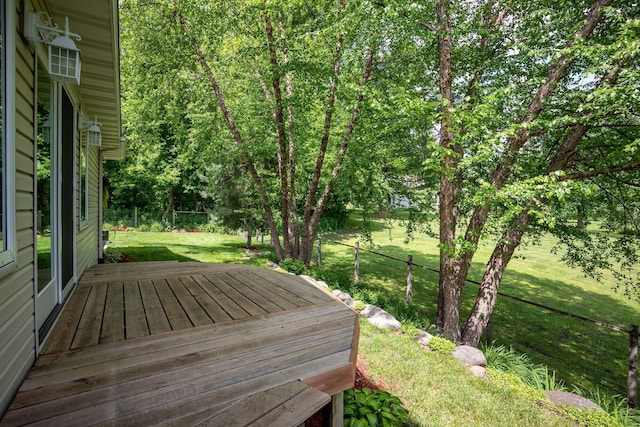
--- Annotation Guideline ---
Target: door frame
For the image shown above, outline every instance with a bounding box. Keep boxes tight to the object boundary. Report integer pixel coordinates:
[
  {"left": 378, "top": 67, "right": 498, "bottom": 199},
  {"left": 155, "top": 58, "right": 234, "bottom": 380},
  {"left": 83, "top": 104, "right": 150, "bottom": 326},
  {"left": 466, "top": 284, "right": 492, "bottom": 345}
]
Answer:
[{"left": 35, "top": 78, "right": 78, "bottom": 347}]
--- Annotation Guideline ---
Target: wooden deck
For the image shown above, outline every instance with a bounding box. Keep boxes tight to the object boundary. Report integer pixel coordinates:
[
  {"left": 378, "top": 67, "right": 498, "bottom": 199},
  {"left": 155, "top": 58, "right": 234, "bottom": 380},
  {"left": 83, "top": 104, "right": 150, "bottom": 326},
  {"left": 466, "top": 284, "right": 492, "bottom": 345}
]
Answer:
[{"left": 1, "top": 262, "right": 359, "bottom": 426}]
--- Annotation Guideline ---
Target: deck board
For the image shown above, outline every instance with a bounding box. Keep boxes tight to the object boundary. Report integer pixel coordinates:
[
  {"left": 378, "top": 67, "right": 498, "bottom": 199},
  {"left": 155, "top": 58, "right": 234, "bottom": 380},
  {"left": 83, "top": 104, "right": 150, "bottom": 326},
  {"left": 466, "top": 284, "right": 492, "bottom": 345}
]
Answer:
[
  {"left": 138, "top": 279, "right": 172, "bottom": 335},
  {"left": 1, "top": 262, "right": 357, "bottom": 427},
  {"left": 101, "top": 282, "right": 125, "bottom": 344},
  {"left": 123, "top": 281, "right": 149, "bottom": 339}
]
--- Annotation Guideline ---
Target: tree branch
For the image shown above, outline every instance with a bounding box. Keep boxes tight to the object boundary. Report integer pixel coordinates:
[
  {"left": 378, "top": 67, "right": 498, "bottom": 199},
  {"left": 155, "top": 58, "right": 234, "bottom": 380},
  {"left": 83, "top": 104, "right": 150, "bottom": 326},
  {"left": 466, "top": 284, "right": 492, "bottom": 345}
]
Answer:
[
  {"left": 309, "top": 47, "right": 376, "bottom": 238},
  {"left": 561, "top": 161, "right": 640, "bottom": 181},
  {"left": 264, "top": 11, "right": 292, "bottom": 256},
  {"left": 171, "top": 3, "right": 284, "bottom": 260}
]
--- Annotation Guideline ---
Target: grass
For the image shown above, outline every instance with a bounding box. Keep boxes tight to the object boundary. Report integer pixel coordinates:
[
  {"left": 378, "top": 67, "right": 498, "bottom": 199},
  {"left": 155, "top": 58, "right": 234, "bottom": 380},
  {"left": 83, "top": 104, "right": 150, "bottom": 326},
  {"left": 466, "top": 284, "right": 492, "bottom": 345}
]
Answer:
[
  {"left": 357, "top": 319, "right": 575, "bottom": 427},
  {"left": 107, "top": 230, "right": 276, "bottom": 267},
  {"left": 316, "top": 215, "right": 639, "bottom": 396}
]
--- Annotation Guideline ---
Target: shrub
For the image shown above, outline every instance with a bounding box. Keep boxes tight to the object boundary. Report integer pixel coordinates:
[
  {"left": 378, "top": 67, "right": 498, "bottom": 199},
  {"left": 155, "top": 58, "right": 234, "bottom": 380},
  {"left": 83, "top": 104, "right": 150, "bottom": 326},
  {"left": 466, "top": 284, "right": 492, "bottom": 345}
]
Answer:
[
  {"left": 310, "top": 268, "right": 351, "bottom": 289},
  {"left": 428, "top": 336, "right": 456, "bottom": 354},
  {"left": 137, "top": 224, "right": 150, "bottom": 232},
  {"left": 150, "top": 221, "right": 166, "bottom": 232},
  {"left": 279, "top": 258, "right": 308, "bottom": 275},
  {"left": 344, "top": 388, "right": 409, "bottom": 427}
]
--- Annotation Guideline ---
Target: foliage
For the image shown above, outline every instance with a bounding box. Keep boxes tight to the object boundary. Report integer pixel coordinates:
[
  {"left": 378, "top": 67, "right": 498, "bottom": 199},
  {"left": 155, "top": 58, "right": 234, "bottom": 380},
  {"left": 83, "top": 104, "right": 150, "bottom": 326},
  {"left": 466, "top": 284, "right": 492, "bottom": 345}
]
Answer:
[
  {"left": 481, "top": 344, "right": 566, "bottom": 391},
  {"left": 354, "top": 301, "right": 367, "bottom": 312},
  {"left": 560, "top": 406, "right": 624, "bottom": 427},
  {"left": 400, "top": 321, "right": 421, "bottom": 337},
  {"left": 309, "top": 267, "right": 352, "bottom": 290},
  {"left": 485, "top": 368, "right": 548, "bottom": 405},
  {"left": 483, "top": 344, "right": 640, "bottom": 425},
  {"left": 571, "top": 387, "right": 640, "bottom": 427},
  {"left": 319, "top": 216, "right": 638, "bottom": 397},
  {"left": 415, "top": 0, "right": 640, "bottom": 343},
  {"left": 278, "top": 258, "right": 309, "bottom": 275},
  {"left": 344, "top": 388, "right": 409, "bottom": 427},
  {"left": 428, "top": 336, "right": 456, "bottom": 355},
  {"left": 358, "top": 320, "right": 574, "bottom": 426}
]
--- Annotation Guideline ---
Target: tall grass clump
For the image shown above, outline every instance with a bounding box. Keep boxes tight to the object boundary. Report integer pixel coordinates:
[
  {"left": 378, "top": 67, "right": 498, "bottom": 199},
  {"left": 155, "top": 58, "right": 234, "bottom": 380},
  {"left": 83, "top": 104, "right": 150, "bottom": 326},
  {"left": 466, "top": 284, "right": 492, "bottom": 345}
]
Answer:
[
  {"left": 571, "top": 387, "right": 640, "bottom": 427},
  {"left": 483, "top": 343, "right": 640, "bottom": 426},
  {"left": 481, "top": 343, "right": 566, "bottom": 391}
]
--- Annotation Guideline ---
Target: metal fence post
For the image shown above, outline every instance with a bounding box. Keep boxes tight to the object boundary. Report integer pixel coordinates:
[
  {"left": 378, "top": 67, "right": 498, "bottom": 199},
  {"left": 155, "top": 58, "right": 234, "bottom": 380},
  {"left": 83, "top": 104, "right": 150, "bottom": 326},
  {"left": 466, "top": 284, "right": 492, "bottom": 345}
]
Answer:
[
  {"left": 354, "top": 242, "right": 360, "bottom": 284},
  {"left": 629, "top": 324, "right": 638, "bottom": 408},
  {"left": 406, "top": 254, "right": 413, "bottom": 304}
]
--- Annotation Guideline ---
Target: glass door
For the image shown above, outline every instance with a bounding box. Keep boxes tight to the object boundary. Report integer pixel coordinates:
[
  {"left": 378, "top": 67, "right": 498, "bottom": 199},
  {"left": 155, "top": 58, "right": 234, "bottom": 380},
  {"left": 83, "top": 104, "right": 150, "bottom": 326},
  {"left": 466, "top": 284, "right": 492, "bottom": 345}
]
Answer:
[{"left": 36, "top": 61, "right": 57, "bottom": 329}]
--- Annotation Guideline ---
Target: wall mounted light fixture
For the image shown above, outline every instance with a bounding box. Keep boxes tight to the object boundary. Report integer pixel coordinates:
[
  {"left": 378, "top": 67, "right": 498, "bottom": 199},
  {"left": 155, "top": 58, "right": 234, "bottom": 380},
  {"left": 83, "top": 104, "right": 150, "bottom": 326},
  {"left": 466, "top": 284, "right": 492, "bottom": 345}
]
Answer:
[
  {"left": 27, "top": 11, "right": 82, "bottom": 85},
  {"left": 82, "top": 116, "right": 102, "bottom": 147}
]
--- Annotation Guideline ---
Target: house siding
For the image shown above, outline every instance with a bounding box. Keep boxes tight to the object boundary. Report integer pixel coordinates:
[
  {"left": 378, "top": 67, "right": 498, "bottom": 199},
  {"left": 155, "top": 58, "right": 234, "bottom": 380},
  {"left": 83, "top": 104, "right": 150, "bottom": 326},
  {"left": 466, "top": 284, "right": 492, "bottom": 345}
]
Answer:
[
  {"left": 76, "top": 143, "right": 101, "bottom": 274},
  {"left": 0, "top": 0, "right": 36, "bottom": 413},
  {"left": 1, "top": 0, "right": 119, "bottom": 415}
]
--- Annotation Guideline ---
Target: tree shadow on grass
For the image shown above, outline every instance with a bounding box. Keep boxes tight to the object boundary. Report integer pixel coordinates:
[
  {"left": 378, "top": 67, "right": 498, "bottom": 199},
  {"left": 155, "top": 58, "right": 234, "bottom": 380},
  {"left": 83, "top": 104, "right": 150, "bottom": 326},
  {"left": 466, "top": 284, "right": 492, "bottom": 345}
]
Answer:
[
  {"left": 112, "top": 241, "right": 277, "bottom": 266},
  {"left": 114, "top": 246, "right": 199, "bottom": 263}
]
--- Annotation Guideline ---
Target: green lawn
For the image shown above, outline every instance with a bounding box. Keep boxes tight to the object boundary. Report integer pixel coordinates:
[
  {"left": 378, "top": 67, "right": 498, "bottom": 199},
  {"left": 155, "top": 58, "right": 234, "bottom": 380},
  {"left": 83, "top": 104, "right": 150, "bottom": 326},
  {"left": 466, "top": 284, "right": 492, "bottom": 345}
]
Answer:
[
  {"left": 317, "top": 217, "right": 639, "bottom": 396},
  {"left": 107, "top": 230, "right": 275, "bottom": 267},
  {"left": 357, "top": 319, "right": 575, "bottom": 427}
]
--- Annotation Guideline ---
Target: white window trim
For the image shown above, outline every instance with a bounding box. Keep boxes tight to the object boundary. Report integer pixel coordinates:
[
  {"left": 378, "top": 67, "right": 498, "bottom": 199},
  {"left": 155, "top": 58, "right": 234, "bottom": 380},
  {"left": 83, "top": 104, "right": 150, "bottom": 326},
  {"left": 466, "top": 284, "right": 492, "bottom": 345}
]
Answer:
[{"left": 0, "top": 0, "right": 17, "bottom": 277}]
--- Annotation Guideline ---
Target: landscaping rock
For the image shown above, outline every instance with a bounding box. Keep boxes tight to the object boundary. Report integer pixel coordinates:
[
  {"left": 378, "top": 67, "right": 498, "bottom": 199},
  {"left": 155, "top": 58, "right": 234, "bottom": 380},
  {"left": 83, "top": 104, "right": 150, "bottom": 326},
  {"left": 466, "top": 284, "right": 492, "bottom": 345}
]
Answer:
[
  {"left": 415, "top": 331, "right": 433, "bottom": 347},
  {"left": 331, "top": 290, "right": 354, "bottom": 306},
  {"left": 316, "top": 280, "right": 329, "bottom": 289},
  {"left": 453, "top": 345, "right": 487, "bottom": 367},
  {"left": 469, "top": 365, "right": 487, "bottom": 379},
  {"left": 545, "top": 391, "right": 603, "bottom": 411},
  {"left": 266, "top": 260, "right": 280, "bottom": 269},
  {"left": 360, "top": 305, "right": 402, "bottom": 330}
]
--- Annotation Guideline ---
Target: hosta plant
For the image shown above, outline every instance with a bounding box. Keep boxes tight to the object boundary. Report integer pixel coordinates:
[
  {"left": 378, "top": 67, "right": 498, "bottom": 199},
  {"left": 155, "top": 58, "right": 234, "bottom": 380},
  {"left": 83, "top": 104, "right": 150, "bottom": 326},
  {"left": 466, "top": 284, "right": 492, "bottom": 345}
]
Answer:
[{"left": 344, "top": 387, "right": 409, "bottom": 427}]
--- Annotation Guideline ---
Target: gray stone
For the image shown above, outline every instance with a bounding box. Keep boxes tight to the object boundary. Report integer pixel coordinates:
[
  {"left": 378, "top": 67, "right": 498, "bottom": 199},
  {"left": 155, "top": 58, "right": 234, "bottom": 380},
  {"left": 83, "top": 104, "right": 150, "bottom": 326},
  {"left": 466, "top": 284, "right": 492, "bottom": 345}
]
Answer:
[
  {"left": 316, "top": 281, "right": 329, "bottom": 289},
  {"left": 469, "top": 365, "right": 487, "bottom": 379},
  {"left": 453, "top": 345, "right": 487, "bottom": 367},
  {"left": 331, "top": 290, "right": 354, "bottom": 305},
  {"left": 545, "top": 391, "right": 603, "bottom": 411},
  {"left": 266, "top": 260, "right": 280, "bottom": 269},
  {"left": 360, "top": 305, "right": 402, "bottom": 330},
  {"left": 415, "top": 331, "right": 433, "bottom": 346}
]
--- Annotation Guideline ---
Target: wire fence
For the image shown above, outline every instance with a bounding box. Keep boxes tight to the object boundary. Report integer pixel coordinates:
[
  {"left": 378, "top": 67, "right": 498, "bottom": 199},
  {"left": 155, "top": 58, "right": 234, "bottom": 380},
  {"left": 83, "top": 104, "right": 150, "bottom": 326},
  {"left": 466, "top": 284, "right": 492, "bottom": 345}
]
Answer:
[
  {"left": 103, "top": 208, "right": 213, "bottom": 231},
  {"left": 317, "top": 237, "right": 638, "bottom": 406}
]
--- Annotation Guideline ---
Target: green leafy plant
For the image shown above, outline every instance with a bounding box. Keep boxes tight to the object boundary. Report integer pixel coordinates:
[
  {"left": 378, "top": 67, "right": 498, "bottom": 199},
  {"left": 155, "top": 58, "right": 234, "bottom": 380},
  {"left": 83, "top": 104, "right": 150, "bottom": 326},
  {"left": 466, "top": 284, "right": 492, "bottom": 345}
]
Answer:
[
  {"left": 344, "top": 388, "right": 409, "bottom": 427},
  {"left": 150, "top": 221, "right": 166, "bottom": 232},
  {"left": 428, "top": 336, "right": 456, "bottom": 354},
  {"left": 481, "top": 343, "right": 566, "bottom": 391},
  {"left": 279, "top": 258, "right": 308, "bottom": 275},
  {"left": 400, "top": 321, "right": 421, "bottom": 337},
  {"left": 354, "top": 301, "right": 367, "bottom": 311}
]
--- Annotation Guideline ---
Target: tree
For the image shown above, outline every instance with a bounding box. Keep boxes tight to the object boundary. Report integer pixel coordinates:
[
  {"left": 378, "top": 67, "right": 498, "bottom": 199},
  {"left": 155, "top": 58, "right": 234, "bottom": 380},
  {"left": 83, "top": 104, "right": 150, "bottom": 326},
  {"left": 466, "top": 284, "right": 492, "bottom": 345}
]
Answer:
[
  {"left": 165, "top": 0, "right": 386, "bottom": 264},
  {"left": 202, "top": 162, "right": 265, "bottom": 248},
  {"left": 411, "top": 0, "right": 640, "bottom": 344},
  {"left": 109, "top": 2, "right": 220, "bottom": 216}
]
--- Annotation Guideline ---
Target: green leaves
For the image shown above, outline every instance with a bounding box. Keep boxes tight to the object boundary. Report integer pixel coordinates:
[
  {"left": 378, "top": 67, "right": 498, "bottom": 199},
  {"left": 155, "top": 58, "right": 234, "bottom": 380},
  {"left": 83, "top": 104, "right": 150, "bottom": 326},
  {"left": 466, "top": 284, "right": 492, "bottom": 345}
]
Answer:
[{"left": 344, "top": 388, "right": 410, "bottom": 427}]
